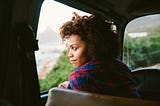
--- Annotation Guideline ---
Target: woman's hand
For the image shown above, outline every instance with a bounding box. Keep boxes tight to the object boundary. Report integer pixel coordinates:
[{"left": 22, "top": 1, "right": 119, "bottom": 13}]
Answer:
[{"left": 58, "top": 81, "right": 69, "bottom": 88}]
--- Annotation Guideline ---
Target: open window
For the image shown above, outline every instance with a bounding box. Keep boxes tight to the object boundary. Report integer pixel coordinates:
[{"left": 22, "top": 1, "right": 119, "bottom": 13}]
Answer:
[
  {"left": 123, "top": 14, "right": 160, "bottom": 70},
  {"left": 35, "top": 0, "right": 90, "bottom": 94}
]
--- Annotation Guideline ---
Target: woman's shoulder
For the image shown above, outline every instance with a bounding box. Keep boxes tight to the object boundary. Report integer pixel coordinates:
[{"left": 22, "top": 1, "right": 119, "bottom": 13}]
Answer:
[
  {"left": 75, "top": 60, "right": 100, "bottom": 72},
  {"left": 69, "top": 60, "right": 100, "bottom": 77}
]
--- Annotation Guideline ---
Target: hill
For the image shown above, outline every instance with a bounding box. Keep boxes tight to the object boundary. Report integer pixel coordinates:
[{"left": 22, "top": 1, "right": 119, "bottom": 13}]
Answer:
[{"left": 37, "top": 26, "right": 62, "bottom": 45}]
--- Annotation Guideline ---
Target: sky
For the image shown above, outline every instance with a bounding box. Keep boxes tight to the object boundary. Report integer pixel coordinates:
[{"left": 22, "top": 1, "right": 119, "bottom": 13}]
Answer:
[{"left": 37, "top": 0, "right": 89, "bottom": 34}]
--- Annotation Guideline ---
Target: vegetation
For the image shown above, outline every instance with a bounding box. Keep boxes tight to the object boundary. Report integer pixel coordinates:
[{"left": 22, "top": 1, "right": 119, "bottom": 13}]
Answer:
[
  {"left": 123, "top": 28, "right": 160, "bottom": 69},
  {"left": 39, "top": 51, "right": 74, "bottom": 92}
]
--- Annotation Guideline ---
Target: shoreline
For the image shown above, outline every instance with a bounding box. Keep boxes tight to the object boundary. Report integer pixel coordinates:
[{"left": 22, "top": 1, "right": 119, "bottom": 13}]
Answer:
[{"left": 38, "top": 60, "right": 56, "bottom": 79}]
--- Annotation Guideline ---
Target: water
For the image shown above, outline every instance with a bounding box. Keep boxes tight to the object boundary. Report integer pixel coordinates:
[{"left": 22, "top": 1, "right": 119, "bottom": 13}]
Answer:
[{"left": 35, "top": 44, "right": 65, "bottom": 74}]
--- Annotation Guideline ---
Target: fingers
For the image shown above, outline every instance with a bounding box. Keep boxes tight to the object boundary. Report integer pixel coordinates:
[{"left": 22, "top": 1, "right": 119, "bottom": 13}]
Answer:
[
  {"left": 58, "top": 83, "right": 65, "bottom": 88},
  {"left": 58, "top": 81, "right": 69, "bottom": 88}
]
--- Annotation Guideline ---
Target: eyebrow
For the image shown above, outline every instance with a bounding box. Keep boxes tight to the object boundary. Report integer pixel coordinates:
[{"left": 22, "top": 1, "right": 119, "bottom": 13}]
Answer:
[
  {"left": 70, "top": 44, "right": 79, "bottom": 47},
  {"left": 66, "top": 40, "right": 79, "bottom": 46}
]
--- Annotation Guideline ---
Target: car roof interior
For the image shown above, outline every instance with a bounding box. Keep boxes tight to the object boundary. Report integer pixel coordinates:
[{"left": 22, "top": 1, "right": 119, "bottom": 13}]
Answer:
[{"left": 55, "top": 0, "right": 160, "bottom": 23}]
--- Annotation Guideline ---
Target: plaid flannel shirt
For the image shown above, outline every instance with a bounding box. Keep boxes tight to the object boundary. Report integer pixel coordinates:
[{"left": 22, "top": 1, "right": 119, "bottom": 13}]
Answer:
[{"left": 68, "top": 59, "right": 140, "bottom": 98}]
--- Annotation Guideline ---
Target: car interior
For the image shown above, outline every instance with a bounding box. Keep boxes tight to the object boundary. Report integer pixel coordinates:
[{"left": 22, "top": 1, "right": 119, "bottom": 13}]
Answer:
[{"left": 0, "top": 0, "right": 160, "bottom": 106}]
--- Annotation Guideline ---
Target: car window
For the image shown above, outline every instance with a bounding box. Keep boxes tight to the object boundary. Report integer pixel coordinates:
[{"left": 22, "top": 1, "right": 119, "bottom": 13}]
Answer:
[
  {"left": 35, "top": 0, "right": 89, "bottom": 92},
  {"left": 123, "top": 14, "right": 160, "bottom": 71}
]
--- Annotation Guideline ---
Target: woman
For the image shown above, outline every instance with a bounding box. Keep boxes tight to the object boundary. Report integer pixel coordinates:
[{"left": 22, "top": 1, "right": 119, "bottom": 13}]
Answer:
[{"left": 58, "top": 12, "right": 140, "bottom": 98}]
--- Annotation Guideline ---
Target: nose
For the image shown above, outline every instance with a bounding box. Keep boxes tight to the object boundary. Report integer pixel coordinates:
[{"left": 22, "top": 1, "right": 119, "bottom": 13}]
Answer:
[{"left": 67, "top": 49, "right": 73, "bottom": 58}]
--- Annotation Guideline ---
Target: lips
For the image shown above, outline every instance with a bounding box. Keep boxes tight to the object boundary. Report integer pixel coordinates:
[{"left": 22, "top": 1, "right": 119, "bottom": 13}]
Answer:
[{"left": 70, "top": 60, "right": 76, "bottom": 64}]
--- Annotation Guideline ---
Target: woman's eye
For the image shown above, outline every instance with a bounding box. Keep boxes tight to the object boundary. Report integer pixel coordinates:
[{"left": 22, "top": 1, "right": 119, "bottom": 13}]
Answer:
[{"left": 72, "top": 47, "right": 77, "bottom": 51}]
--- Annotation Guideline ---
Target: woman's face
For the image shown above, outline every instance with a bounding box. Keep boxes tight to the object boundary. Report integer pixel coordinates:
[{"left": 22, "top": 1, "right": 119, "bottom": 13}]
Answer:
[{"left": 66, "top": 34, "right": 89, "bottom": 68}]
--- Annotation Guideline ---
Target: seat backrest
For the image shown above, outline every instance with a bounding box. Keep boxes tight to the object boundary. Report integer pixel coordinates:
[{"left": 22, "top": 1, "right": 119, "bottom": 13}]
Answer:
[
  {"left": 45, "top": 87, "right": 160, "bottom": 106},
  {"left": 132, "top": 68, "right": 160, "bottom": 100}
]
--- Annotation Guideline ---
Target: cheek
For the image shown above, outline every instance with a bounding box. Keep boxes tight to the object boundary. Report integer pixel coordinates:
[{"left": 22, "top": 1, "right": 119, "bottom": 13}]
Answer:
[
  {"left": 79, "top": 55, "right": 88, "bottom": 62},
  {"left": 78, "top": 50, "right": 89, "bottom": 63}
]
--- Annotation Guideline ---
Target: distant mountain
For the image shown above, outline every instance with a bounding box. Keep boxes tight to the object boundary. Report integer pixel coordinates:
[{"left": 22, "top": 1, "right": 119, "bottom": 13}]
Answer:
[
  {"left": 37, "top": 26, "right": 62, "bottom": 45},
  {"left": 126, "top": 15, "right": 160, "bottom": 33}
]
